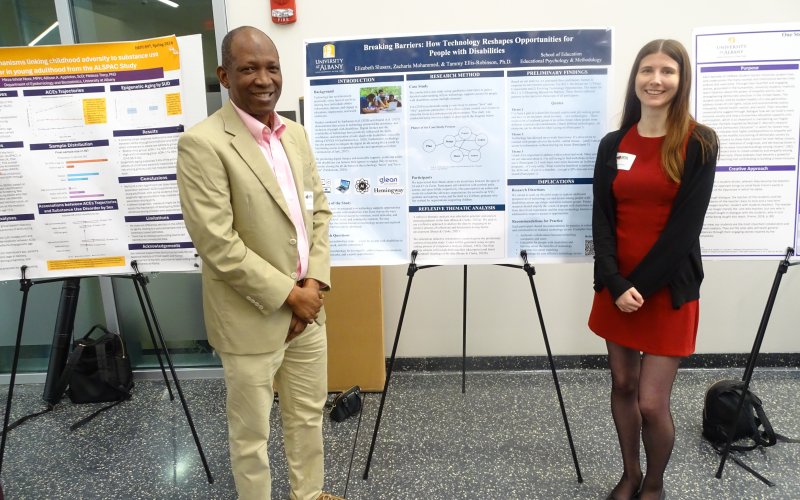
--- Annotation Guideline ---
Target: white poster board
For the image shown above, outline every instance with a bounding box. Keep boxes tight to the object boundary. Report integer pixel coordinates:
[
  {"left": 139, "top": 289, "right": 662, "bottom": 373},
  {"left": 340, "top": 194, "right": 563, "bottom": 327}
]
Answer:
[
  {"left": 694, "top": 24, "right": 800, "bottom": 258},
  {"left": 304, "top": 28, "right": 613, "bottom": 265},
  {"left": 0, "top": 34, "right": 206, "bottom": 281}
]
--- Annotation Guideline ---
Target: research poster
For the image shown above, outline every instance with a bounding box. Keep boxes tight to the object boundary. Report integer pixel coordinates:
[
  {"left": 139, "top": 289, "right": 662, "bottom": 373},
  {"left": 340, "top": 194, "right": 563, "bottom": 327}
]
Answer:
[
  {"left": 0, "top": 35, "right": 205, "bottom": 281},
  {"left": 305, "top": 29, "right": 613, "bottom": 265},
  {"left": 694, "top": 24, "right": 800, "bottom": 258}
]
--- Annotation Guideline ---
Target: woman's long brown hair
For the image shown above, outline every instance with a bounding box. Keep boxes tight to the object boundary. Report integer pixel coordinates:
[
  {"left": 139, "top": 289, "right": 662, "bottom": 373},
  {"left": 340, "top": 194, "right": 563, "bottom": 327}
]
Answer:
[{"left": 620, "top": 39, "right": 717, "bottom": 182}]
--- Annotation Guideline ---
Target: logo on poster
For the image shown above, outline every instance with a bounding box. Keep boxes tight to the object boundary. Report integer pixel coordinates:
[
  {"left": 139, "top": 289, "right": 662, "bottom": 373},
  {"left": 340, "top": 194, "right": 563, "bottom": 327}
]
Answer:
[
  {"left": 355, "top": 178, "right": 370, "bottom": 194},
  {"left": 715, "top": 36, "right": 746, "bottom": 57},
  {"left": 336, "top": 179, "right": 351, "bottom": 193},
  {"left": 378, "top": 175, "right": 400, "bottom": 186},
  {"left": 314, "top": 43, "right": 344, "bottom": 74},
  {"left": 373, "top": 186, "right": 404, "bottom": 195},
  {"left": 321, "top": 177, "right": 332, "bottom": 193}
]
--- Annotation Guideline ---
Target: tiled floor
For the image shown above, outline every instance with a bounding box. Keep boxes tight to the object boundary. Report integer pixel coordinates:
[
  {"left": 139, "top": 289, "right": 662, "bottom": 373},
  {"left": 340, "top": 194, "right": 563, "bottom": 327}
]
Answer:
[{"left": 1, "top": 367, "right": 798, "bottom": 499}]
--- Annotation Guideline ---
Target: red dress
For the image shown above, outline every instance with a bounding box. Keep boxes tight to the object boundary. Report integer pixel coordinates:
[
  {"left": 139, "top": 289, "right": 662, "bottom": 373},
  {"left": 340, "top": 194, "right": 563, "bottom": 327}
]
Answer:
[{"left": 588, "top": 126, "right": 699, "bottom": 356}]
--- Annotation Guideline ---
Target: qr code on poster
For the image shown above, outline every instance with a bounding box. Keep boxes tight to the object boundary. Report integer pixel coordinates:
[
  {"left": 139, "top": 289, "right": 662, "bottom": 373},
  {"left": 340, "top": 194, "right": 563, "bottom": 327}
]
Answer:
[{"left": 584, "top": 239, "right": 594, "bottom": 256}]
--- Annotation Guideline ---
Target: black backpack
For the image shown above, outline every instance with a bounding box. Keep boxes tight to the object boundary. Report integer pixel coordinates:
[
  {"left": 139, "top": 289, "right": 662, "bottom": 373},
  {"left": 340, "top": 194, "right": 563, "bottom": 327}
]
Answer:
[
  {"left": 4, "top": 325, "right": 134, "bottom": 435},
  {"left": 61, "top": 324, "right": 134, "bottom": 405},
  {"left": 55, "top": 324, "right": 134, "bottom": 429},
  {"left": 702, "top": 379, "right": 776, "bottom": 451}
]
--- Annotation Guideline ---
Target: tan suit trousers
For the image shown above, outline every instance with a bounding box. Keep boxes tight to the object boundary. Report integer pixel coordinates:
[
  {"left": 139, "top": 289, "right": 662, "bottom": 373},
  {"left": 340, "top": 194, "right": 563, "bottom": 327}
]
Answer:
[{"left": 219, "top": 323, "right": 327, "bottom": 500}]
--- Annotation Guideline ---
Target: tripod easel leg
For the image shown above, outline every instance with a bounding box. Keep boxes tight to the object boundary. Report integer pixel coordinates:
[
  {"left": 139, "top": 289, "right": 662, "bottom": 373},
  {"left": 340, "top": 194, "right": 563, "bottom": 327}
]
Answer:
[
  {"left": 129, "top": 276, "right": 174, "bottom": 399},
  {"left": 715, "top": 247, "right": 796, "bottom": 480},
  {"left": 462, "top": 265, "right": 467, "bottom": 394},
  {"left": 130, "top": 262, "right": 214, "bottom": 484},
  {"left": 520, "top": 251, "right": 583, "bottom": 483},
  {"left": 363, "top": 251, "right": 426, "bottom": 479},
  {"left": 0, "top": 267, "right": 32, "bottom": 475},
  {"left": 363, "top": 250, "right": 581, "bottom": 484}
]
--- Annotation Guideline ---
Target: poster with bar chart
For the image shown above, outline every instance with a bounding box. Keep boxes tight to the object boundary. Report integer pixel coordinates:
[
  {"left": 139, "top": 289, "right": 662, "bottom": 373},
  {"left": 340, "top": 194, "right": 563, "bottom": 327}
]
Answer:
[{"left": 0, "top": 35, "right": 206, "bottom": 280}]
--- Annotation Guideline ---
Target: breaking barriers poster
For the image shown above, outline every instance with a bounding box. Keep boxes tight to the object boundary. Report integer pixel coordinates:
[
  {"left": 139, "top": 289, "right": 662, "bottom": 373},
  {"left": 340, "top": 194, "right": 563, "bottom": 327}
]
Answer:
[{"left": 304, "top": 28, "right": 613, "bottom": 265}]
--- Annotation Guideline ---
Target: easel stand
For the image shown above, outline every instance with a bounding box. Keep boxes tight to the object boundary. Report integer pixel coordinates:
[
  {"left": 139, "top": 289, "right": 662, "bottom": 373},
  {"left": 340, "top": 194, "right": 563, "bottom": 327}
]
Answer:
[
  {"left": 715, "top": 247, "right": 799, "bottom": 483},
  {"left": 362, "top": 250, "right": 582, "bottom": 483},
  {"left": 0, "top": 262, "right": 213, "bottom": 484}
]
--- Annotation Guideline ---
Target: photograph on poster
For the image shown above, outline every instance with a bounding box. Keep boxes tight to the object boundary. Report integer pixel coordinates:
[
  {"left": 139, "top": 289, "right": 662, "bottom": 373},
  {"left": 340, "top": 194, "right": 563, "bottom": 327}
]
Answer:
[{"left": 359, "top": 85, "right": 402, "bottom": 113}]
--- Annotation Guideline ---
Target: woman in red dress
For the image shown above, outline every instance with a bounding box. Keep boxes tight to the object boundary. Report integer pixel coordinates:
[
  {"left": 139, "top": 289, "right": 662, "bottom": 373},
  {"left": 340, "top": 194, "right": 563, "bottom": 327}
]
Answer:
[{"left": 589, "top": 40, "right": 718, "bottom": 500}]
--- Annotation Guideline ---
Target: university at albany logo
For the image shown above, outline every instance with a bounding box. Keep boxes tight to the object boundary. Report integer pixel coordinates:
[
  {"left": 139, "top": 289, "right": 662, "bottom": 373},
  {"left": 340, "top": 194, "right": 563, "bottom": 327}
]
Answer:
[
  {"left": 314, "top": 43, "right": 344, "bottom": 74},
  {"left": 714, "top": 35, "right": 746, "bottom": 58}
]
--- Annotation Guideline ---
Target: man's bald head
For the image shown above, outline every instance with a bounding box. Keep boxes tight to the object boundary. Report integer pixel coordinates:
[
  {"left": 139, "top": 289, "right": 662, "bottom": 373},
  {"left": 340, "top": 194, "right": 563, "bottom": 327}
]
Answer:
[{"left": 220, "top": 26, "right": 276, "bottom": 70}]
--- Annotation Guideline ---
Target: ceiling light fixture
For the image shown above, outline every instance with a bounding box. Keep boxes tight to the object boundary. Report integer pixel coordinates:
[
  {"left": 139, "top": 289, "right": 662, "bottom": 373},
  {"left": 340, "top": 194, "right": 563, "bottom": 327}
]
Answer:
[
  {"left": 156, "top": 0, "right": 180, "bottom": 7},
  {"left": 28, "top": 21, "right": 59, "bottom": 46}
]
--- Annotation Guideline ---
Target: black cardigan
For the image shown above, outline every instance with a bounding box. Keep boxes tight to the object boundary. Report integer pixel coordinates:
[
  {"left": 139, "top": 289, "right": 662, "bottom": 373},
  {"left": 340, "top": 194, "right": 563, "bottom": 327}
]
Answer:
[{"left": 592, "top": 125, "right": 718, "bottom": 309}]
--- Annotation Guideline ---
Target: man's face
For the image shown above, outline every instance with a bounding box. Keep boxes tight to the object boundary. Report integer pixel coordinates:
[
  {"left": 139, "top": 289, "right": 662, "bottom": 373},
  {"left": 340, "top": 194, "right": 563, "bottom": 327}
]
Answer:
[{"left": 217, "top": 30, "right": 282, "bottom": 125}]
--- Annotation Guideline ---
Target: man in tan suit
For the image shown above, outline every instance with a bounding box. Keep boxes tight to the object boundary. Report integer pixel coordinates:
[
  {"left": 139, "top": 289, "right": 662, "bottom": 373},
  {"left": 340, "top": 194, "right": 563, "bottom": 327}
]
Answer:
[{"left": 176, "top": 26, "right": 340, "bottom": 500}]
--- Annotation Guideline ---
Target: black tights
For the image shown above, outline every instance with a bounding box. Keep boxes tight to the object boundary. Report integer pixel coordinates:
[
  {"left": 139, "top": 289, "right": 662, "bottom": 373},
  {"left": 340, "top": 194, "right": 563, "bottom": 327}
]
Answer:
[{"left": 606, "top": 341, "right": 681, "bottom": 500}]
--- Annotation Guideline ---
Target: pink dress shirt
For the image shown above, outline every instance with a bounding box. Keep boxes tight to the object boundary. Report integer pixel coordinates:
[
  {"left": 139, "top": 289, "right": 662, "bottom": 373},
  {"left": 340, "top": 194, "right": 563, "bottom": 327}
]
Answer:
[{"left": 231, "top": 102, "right": 309, "bottom": 280}]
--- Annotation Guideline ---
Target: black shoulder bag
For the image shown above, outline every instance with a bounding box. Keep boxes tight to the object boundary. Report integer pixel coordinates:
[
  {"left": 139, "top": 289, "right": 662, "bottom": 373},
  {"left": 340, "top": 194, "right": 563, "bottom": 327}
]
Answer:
[{"left": 328, "top": 386, "right": 362, "bottom": 422}]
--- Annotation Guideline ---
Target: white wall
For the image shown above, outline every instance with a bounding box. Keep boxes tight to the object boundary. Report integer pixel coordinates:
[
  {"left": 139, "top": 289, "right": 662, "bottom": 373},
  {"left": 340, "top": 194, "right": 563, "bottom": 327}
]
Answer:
[{"left": 225, "top": 0, "right": 800, "bottom": 357}]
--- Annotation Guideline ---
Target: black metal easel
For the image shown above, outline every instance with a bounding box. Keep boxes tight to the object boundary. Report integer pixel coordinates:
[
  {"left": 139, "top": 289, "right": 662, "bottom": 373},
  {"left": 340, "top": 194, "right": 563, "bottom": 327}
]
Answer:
[
  {"left": 714, "top": 246, "right": 799, "bottom": 483},
  {"left": 0, "top": 262, "right": 213, "bottom": 483},
  {"left": 362, "top": 250, "right": 583, "bottom": 483},
  {"left": 0, "top": 269, "right": 90, "bottom": 467}
]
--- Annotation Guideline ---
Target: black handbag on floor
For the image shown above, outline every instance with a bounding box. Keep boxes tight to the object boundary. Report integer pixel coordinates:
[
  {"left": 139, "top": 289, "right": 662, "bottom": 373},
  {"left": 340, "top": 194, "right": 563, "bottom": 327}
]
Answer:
[{"left": 329, "top": 385, "right": 362, "bottom": 422}]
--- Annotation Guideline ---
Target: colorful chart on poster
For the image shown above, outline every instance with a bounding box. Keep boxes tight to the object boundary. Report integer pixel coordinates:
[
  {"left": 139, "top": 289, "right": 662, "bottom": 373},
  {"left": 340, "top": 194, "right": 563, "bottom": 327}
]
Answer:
[{"left": 0, "top": 35, "right": 204, "bottom": 280}]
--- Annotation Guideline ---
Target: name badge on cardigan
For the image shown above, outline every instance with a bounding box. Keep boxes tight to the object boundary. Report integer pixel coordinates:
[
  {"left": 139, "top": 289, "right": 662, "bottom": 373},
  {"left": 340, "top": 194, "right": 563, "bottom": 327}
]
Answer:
[
  {"left": 616, "top": 152, "right": 636, "bottom": 171},
  {"left": 304, "top": 191, "right": 314, "bottom": 210}
]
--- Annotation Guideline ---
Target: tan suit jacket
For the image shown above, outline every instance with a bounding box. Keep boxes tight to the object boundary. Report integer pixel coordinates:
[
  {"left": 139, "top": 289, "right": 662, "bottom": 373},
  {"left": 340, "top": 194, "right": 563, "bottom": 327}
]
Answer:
[{"left": 176, "top": 101, "right": 331, "bottom": 355}]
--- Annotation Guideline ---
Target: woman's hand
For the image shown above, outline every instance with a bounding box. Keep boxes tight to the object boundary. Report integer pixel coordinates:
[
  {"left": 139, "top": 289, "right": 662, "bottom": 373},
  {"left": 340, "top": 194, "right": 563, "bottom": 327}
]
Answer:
[{"left": 615, "top": 287, "right": 644, "bottom": 313}]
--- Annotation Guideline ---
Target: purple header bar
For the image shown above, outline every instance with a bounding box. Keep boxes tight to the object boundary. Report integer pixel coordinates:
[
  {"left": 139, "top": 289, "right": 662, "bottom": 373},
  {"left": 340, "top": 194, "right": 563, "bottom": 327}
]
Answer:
[
  {"left": 118, "top": 174, "right": 177, "bottom": 183},
  {"left": 23, "top": 86, "right": 105, "bottom": 96},
  {"left": 310, "top": 75, "right": 405, "bottom": 87},
  {"left": 38, "top": 199, "right": 119, "bottom": 214},
  {"left": 0, "top": 90, "right": 19, "bottom": 97},
  {"left": 716, "top": 165, "right": 796, "bottom": 172},
  {"left": 125, "top": 213, "right": 184, "bottom": 222},
  {"left": 110, "top": 78, "right": 179, "bottom": 92},
  {"left": 128, "top": 242, "right": 194, "bottom": 250},
  {"left": 113, "top": 125, "right": 184, "bottom": 137},
  {"left": 508, "top": 178, "right": 592, "bottom": 185},
  {"left": 30, "top": 139, "right": 109, "bottom": 151},
  {"left": 409, "top": 204, "right": 505, "bottom": 212},
  {"left": 0, "top": 68, "right": 165, "bottom": 89},
  {"left": 408, "top": 71, "right": 504, "bottom": 81},
  {"left": 0, "top": 213, "right": 35, "bottom": 223},
  {"left": 0, "top": 141, "right": 24, "bottom": 149},
  {"left": 508, "top": 68, "right": 608, "bottom": 77},
  {"left": 701, "top": 64, "right": 799, "bottom": 73}
]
